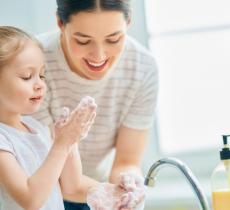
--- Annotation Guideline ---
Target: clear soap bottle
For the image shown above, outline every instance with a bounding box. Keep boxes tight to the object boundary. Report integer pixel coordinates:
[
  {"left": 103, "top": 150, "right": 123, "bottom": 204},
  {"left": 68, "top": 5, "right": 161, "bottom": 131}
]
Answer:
[{"left": 211, "top": 135, "right": 230, "bottom": 210}]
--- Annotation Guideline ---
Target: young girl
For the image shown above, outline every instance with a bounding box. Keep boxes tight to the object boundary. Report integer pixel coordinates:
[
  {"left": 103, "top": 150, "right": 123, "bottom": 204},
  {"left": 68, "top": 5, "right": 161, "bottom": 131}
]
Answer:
[{"left": 0, "top": 26, "right": 97, "bottom": 210}]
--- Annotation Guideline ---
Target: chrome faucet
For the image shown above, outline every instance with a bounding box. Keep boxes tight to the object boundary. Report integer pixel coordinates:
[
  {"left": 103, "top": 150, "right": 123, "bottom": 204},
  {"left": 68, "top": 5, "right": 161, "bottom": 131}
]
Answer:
[{"left": 144, "top": 157, "right": 210, "bottom": 210}]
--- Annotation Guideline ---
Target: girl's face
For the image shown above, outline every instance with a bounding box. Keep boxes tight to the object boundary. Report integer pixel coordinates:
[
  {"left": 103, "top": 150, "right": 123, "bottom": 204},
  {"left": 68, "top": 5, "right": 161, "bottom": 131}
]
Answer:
[
  {"left": 0, "top": 40, "right": 46, "bottom": 116},
  {"left": 59, "top": 11, "right": 129, "bottom": 80}
]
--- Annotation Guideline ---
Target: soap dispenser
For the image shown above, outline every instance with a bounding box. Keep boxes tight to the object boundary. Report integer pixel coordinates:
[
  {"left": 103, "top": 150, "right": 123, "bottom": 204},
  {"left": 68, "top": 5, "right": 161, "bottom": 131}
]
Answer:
[{"left": 211, "top": 135, "right": 230, "bottom": 210}]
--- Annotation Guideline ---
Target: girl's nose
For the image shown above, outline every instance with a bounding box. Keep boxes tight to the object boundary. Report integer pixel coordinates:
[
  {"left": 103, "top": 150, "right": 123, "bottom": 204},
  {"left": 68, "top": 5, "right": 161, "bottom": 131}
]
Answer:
[{"left": 34, "top": 78, "right": 45, "bottom": 91}]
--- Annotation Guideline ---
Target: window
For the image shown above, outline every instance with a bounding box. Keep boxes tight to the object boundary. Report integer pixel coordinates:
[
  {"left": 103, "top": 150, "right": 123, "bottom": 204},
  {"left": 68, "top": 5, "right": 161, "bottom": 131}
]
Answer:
[
  {"left": 145, "top": 0, "right": 230, "bottom": 155},
  {"left": 143, "top": 2, "right": 230, "bottom": 209}
]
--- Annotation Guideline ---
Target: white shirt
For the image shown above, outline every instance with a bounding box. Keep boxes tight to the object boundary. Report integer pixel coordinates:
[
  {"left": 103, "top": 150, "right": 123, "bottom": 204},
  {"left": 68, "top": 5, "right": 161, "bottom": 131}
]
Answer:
[{"left": 0, "top": 116, "right": 64, "bottom": 210}]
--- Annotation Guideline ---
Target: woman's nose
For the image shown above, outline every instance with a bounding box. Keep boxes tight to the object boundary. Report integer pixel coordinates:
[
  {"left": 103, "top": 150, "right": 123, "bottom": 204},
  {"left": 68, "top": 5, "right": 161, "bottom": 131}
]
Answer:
[{"left": 90, "top": 44, "right": 107, "bottom": 61}]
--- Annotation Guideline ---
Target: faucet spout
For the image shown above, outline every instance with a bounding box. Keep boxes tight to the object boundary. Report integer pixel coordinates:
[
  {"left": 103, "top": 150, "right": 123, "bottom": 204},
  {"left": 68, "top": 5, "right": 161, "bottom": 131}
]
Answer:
[{"left": 144, "top": 157, "right": 210, "bottom": 210}]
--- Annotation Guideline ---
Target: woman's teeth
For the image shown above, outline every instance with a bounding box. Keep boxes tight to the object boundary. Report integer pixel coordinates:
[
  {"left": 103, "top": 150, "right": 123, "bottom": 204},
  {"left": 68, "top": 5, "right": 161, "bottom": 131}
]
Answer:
[{"left": 87, "top": 60, "right": 106, "bottom": 67}]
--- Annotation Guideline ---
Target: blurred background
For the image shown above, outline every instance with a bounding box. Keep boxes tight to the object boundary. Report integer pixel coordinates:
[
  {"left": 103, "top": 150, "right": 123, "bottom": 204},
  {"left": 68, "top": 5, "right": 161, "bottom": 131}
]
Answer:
[{"left": 1, "top": 0, "right": 230, "bottom": 209}]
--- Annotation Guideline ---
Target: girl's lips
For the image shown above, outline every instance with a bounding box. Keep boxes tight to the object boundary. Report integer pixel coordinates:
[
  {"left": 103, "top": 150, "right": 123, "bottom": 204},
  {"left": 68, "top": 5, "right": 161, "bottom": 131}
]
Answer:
[
  {"left": 84, "top": 59, "right": 108, "bottom": 72},
  {"left": 30, "top": 96, "right": 43, "bottom": 103}
]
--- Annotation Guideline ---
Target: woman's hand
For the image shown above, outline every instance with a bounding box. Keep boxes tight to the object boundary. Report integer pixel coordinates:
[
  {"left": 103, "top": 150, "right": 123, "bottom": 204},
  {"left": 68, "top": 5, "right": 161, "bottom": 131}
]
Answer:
[
  {"left": 118, "top": 172, "right": 146, "bottom": 210},
  {"left": 86, "top": 176, "right": 146, "bottom": 210},
  {"left": 87, "top": 183, "right": 127, "bottom": 210}
]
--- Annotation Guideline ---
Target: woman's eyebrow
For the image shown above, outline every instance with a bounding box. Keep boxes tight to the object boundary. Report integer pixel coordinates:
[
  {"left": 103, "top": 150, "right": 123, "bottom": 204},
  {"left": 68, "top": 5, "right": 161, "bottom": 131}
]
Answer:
[
  {"left": 74, "top": 31, "right": 122, "bottom": 38},
  {"left": 106, "top": 31, "right": 122, "bottom": 37},
  {"left": 74, "top": 32, "right": 91, "bottom": 38}
]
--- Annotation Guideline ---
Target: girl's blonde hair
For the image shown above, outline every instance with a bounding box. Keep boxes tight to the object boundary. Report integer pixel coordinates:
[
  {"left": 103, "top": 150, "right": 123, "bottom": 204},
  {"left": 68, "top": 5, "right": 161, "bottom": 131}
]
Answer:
[{"left": 0, "top": 26, "right": 42, "bottom": 69}]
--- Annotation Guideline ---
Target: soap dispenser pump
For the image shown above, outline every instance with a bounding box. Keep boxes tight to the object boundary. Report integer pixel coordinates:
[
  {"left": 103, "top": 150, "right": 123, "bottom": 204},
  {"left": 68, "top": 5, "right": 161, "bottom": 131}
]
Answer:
[{"left": 211, "top": 135, "right": 230, "bottom": 210}]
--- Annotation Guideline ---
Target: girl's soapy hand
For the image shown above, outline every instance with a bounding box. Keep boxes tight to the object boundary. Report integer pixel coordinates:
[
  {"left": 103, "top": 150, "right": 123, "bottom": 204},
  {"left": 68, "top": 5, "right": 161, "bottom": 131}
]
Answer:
[
  {"left": 55, "top": 106, "right": 70, "bottom": 125},
  {"left": 71, "top": 96, "right": 97, "bottom": 140},
  {"left": 54, "top": 96, "right": 97, "bottom": 148}
]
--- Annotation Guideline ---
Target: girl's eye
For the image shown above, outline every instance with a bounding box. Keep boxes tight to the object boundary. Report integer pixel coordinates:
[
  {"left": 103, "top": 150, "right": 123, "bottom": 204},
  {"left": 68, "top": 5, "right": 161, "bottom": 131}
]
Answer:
[
  {"left": 21, "top": 75, "right": 31, "bottom": 80},
  {"left": 40, "top": 75, "right": 46, "bottom": 80},
  {"left": 75, "top": 39, "right": 91, "bottom": 45}
]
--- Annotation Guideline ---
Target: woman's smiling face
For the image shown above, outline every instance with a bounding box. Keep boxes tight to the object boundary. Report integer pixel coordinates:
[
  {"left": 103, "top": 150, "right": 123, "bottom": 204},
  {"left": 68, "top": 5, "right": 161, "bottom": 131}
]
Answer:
[{"left": 59, "top": 11, "right": 129, "bottom": 80}]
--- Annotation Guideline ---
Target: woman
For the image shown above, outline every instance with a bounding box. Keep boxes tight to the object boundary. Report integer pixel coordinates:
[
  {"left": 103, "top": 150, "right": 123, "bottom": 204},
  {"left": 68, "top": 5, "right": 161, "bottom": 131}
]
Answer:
[{"left": 34, "top": 0, "right": 158, "bottom": 209}]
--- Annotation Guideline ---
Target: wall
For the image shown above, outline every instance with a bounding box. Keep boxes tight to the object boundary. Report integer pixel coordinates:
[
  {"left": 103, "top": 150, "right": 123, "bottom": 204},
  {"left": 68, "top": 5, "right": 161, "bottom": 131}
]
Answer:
[{"left": 0, "top": 0, "right": 148, "bottom": 47}]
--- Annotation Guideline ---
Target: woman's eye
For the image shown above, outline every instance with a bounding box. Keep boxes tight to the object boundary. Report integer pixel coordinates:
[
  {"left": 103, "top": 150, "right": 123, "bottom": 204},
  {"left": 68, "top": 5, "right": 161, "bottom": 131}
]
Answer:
[
  {"left": 76, "top": 39, "right": 91, "bottom": 45},
  {"left": 106, "top": 38, "right": 121, "bottom": 44}
]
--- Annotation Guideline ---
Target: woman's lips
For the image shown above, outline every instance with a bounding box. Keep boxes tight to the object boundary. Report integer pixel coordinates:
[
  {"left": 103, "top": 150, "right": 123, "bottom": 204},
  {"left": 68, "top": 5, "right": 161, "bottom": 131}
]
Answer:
[{"left": 84, "top": 59, "right": 108, "bottom": 72}]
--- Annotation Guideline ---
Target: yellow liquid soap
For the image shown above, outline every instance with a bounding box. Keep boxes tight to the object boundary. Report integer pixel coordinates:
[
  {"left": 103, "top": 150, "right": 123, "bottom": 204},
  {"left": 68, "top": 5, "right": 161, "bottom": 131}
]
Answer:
[{"left": 212, "top": 190, "right": 230, "bottom": 210}]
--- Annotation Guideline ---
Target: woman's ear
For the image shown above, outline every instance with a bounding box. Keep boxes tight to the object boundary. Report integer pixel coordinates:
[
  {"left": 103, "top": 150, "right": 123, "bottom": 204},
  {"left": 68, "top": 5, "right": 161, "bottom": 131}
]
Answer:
[
  {"left": 127, "top": 10, "right": 132, "bottom": 28},
  {"left": 56, "top": 13, "right": 64, "bottom": 30}
]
